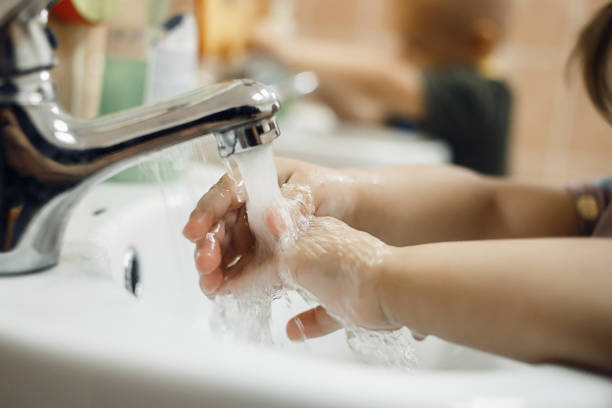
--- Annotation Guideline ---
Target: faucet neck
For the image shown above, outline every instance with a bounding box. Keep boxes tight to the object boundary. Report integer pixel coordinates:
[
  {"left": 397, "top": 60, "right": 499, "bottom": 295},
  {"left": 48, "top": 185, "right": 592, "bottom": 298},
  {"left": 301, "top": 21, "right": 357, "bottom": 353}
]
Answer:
[
  {"left": 0, "top": 69, "right": 56, "bottom": 105},
  {"left": 0, "top": 1, "right": 57, "bottom": 89}
]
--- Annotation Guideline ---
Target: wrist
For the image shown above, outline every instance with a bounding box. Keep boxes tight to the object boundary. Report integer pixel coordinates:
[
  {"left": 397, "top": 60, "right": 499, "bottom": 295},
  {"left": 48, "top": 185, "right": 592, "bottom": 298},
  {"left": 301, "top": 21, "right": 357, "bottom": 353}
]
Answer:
[
  {"left": 376, "top": 245, "right": 429, "bottom": 333},
  {"left": 335, "top": 168, "right": 366, "bottom": 225},
  {"left": 308, "top": 167, "right": 359, "bottom": 222},
  {"left": 375, "top": 246, "right": 403, "bottom": 329}
]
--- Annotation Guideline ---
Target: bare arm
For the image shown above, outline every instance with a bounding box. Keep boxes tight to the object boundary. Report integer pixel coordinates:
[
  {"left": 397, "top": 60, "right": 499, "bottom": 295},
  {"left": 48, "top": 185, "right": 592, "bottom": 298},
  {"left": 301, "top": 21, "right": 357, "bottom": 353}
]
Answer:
[
  {"left": 255, "top": 34, "right": 425, "bottom": 121},
  {"left": 342, "top": 165, "right": 580, "bottom": 246},
  {"left": 276, "top": 160, "right": 579, "bottom": 246},
  {"left": 185, "top": 158, "right": 608, "bottom": 371},
  {"left": 379, "top": 238, "right": 612, "bottom": 372}
]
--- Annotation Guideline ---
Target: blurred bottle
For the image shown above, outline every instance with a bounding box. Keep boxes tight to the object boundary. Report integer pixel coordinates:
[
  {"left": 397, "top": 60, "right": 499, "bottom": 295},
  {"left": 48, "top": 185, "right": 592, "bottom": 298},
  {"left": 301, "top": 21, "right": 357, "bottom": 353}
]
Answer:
[
  {"left": 52, "top": 0, "right": 122, "bottom": 25},
  {"left": 49, "top": 0, "right": 122, "bottom": 118},
  {"left": 194, "top": 0, "right": 260, "bottom": 62},
  {"left": 146, "top": 13, "right": 198, "bottom": 102},
  {"left": 98, "top": 0, "right": 151, "bottom": 115}
]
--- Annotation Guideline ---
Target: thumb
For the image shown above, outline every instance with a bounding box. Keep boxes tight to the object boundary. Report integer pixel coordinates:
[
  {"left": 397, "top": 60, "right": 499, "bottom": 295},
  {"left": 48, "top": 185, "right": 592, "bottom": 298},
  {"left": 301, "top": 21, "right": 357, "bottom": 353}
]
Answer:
[
  {"left": 286, "top": 306, "right": 342, "bottom": 342},
  {"left": 259, "top": 184, "right": 314, "bottom": 242}
]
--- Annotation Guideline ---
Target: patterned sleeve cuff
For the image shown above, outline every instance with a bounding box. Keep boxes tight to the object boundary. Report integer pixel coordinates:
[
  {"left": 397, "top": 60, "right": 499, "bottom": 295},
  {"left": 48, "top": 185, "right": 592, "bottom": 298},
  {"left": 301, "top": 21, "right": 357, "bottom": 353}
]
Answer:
[{"left": 568, "top": 178, "right": 612, "bottom": 236}]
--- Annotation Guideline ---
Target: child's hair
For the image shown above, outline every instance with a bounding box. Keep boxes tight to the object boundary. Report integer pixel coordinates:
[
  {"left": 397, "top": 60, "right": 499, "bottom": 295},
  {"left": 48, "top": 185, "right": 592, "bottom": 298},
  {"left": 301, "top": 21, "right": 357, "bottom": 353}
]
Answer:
[{"left": 572, "top": 2, "right": 612, "bottom": 124}]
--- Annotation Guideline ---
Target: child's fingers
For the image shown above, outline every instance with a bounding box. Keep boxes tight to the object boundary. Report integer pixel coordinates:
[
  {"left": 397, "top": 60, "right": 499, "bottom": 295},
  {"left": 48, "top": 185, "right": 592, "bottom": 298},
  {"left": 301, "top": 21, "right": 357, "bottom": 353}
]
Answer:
[
  {"left": 183, "top": 174, "right": 246, "bottom": 242},
  {"left": 183, "top": 211, "right": 214, "bottom": 243},
  {"left": 199, "top": 268, "right": 224, "bottom": 295},
  {"left": 286, "top": 306, "right": 342, "bottom": 341},
  {"left": 194, "top": 222, "right": 224, "bottom": 275},
  {"left": 264, "top": 185, "right": 316, "bottom": 240},
  {"left": 218, "top": 252, "right": 281, "bottom": 296}
]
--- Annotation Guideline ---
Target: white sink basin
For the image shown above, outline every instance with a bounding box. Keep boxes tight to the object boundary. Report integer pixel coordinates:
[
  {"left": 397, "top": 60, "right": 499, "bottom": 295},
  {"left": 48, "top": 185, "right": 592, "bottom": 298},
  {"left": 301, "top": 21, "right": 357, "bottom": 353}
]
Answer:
[
  {"left": 1, "top": 157, "right": 611, "bottom": 407},
  {"left": 273, "top": 102, "right": 451, "bottom": 168}
]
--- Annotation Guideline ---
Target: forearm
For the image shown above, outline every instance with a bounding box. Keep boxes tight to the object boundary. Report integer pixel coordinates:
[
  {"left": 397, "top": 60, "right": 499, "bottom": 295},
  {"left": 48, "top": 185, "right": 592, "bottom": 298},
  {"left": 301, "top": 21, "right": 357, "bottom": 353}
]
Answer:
[
  {"left": 379, "top": 238, "right": 612, "bottom": 371},
  {"left": 342, "top": 165, "right": 497, "bottom": 246},
  {"left": 314, "top": 77, "right": 388, "bottom": 123},
  {"left": 342, "top": 165, "right": 579, "bottom": 246},
  {"left": 278, "top": 37, "right": 390, "bottom": 86},
  {"left": 276, "top": 37, "right": 423, "bottom": 119}
]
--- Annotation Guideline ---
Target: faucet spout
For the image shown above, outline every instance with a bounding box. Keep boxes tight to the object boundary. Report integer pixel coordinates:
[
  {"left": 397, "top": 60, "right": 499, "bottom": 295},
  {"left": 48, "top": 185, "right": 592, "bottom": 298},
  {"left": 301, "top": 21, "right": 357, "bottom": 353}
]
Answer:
[
  {"left": 0, "top": 0, "right": 281, "bottom": 274},
  {"left": 0, "top": 74, "right": 280, "bottom": 274},
  {"left": 11, "top": 76, "right": 278, "bottom": 180}
]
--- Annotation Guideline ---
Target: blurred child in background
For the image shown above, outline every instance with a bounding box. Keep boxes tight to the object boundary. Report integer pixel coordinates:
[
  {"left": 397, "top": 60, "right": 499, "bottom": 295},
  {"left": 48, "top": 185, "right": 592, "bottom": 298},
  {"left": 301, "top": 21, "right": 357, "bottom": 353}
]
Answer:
[{"left": 254, "top": 0, "right": 512, "bottom": 175}]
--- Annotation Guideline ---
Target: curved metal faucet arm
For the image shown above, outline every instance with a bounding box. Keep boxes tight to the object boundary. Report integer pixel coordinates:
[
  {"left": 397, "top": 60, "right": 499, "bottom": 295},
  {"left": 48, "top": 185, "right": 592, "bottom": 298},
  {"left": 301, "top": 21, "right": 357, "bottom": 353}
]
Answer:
[
  {"left": 30, "top": 79, "right": 279, "bottom": 150},
  {"left": 0, "top": 1, "right": 48, "bottom": 26},
  {"left": 0, "top": 1, "right": 282, "bottom": 275},
  {"left": 0, "top": 0, "right": 56, "bottom": 78},
  {"left": 0, "top": 77, "right": 281, "bottom": 274}
]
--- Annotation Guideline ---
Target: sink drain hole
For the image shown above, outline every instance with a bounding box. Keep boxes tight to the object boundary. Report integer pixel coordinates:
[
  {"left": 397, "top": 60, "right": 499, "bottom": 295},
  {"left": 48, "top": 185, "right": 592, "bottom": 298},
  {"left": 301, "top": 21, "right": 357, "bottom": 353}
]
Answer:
[{"left": 123, "top": 247, "right": 141, "bottom": 297}]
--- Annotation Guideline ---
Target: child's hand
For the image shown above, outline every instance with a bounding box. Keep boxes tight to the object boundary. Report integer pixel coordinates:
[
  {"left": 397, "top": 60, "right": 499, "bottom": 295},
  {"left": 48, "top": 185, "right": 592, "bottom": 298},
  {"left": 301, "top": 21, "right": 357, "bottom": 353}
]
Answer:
[
  {"left": 181, "top": 160, "right": 334, "bottom": 296},
  {"left": 187, "top": 181, "right": 314, "bottom": 297},
  {"left": 183, "top": 158, "right": 355, "bottom": 244},
  {"left": 181, "top": 172, "right": 298, "bottom": 296},
  {"left": 280, "top": 216, "right": 397, "bottom": 340},
  {"left": 182, "top": 163, "right": 396, "bottom": 340}
]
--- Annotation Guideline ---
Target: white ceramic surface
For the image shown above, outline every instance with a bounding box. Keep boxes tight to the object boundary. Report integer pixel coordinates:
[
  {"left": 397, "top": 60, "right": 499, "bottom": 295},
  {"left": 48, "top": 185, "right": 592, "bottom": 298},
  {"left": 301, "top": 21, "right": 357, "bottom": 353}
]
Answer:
[
  {"left": 273, "top": 102, "right": 451, "bottom": 168},
  {"left": 1, "top": 140, "right": 611, "bottom": 407}
]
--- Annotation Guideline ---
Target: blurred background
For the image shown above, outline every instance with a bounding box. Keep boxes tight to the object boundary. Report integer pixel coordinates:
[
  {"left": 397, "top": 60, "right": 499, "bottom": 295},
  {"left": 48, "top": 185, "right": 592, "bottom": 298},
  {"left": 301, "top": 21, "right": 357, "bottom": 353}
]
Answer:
[{"left": 49, "top": 0, "right": 612, "bottom": 184}]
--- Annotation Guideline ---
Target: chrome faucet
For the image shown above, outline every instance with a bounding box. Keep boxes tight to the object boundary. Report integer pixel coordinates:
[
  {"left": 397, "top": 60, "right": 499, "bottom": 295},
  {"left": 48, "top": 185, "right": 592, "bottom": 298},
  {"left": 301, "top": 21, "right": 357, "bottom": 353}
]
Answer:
[{"left": 0, "top": 0, "right": 280, "bottom": 274}]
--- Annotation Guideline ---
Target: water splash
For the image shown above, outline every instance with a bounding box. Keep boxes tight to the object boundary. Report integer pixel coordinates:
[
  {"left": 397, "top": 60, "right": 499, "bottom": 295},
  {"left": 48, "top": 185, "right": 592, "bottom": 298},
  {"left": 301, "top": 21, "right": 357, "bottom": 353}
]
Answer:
[
  {"left": 138, "top": 141, "right": 417, "bottom": 368},
  {"left": 210, "top": 293, "right": 274, "bottom": 344},
  {"left": 213, "top": 144, "right": 417, "bottom": 369},
  {"left": 345, "top": 326, "right": 417, "bottom": 368}
]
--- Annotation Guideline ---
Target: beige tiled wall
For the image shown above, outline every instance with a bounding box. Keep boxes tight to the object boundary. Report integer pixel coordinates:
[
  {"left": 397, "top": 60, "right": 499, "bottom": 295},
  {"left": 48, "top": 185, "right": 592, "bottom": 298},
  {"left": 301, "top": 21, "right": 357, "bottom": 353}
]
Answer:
[
  {"left": 293, "top": 0, "right": 402, "bottom": 51},
  {"left": 292, "top": 0, "right": 612, "bottom": 184},
  {"left": 501, "top": 0, "right": 612, "bottom": 184}
]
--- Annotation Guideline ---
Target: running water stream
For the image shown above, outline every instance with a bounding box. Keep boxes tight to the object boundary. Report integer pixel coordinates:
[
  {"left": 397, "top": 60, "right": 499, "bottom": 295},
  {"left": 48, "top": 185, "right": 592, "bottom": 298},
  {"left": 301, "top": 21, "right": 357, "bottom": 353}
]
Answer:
[{"left": 212, "top": 144, "right": 417, "bottom": 368}]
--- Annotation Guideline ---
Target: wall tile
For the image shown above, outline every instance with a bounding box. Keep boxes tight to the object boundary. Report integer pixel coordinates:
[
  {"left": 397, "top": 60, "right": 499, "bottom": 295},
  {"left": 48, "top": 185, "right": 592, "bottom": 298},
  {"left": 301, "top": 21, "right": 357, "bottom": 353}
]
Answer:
[
  {"left": 506, "top": 0, "right": 573, "bottom": 49},
  {"left": 289, "top": 0, "right": 612, "bottom": 183},
  {"left": 570, "top": 86, "right": 612, "bottom": 154},
  {"left": 506, "top": 67, "right": 558, "bottom": 151},
  {"left": 567, "top": 152, "right": 612, "bottom": 181},
  {"left": 509, "top": 148, "right": 547, "bottom": 181}
]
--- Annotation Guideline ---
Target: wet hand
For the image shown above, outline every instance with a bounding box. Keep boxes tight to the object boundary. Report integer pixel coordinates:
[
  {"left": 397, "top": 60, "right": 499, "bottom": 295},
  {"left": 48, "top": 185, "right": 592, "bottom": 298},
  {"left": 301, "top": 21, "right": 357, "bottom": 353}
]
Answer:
[
  {"left": 182, "top": 161, "right": 392, "bottom": 341},
  {"left": 281, "top": 217, "right": 398, "bottom": 341},
  {"left": 182, "top": 166, "right": 315, "bottom": 296},
  {"left": 183, "top": 158, "right": 355, "bottom": 245}
]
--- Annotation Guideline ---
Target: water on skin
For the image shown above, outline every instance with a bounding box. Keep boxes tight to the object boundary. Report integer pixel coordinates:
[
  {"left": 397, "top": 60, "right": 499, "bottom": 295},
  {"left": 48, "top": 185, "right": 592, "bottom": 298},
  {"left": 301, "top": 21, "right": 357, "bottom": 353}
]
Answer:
[{"left": 212, "top": 144, "right": 417, "bottom": 368}]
